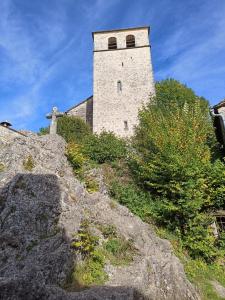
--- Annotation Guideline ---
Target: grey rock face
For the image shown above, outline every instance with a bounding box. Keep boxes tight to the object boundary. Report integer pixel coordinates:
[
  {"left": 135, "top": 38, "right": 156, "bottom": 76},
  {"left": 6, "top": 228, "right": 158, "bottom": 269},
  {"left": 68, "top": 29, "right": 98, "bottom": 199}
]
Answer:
[
  {"left": 211, "top": 281, "right": 225, "bottom": 298},
  {"left": 0, "top": 134, "right": 200, "bottom": 299}
]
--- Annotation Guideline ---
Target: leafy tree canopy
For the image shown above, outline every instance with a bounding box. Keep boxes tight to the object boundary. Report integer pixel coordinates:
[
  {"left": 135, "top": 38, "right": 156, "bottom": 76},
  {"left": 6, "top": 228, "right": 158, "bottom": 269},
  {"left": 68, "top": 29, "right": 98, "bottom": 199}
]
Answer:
[
  {"left": 155, "top": 78, "right": 208, "bottom": 111},
  {"left": 57, "top": 115, "right": 91, "bottom": 144}
]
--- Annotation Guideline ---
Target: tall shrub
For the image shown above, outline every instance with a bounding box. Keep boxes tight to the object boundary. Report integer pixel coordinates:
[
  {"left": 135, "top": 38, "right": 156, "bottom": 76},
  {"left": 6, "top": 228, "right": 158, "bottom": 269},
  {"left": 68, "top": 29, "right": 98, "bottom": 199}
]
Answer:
[
  {"left": 83, "top": 131, "right": 127, "bottom": 164},
  {"left": 57, "top": 115, "right": 91, "bottom": 143},
  {"left": 131, "top": 80, "right": 225, "bottom": 260}
]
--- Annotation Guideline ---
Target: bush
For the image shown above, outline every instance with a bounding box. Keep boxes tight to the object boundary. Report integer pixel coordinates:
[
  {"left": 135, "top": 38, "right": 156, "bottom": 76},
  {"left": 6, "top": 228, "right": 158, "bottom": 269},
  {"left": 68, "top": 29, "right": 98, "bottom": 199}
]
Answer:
[
  {"left": 109, "top": 181, "right": 155, "bottom": 223},
  {"left": 130, "top": 80, "right": 225, "bottom": 260},
  {"left": 57, "top": 116, "right": 91, "bottom": 143},
  {"left": 185, "top": 259, "right": 225, "bottom": 300},
  {"left": 38, "top": 127, "right": 49, "bottom": 135},
  {"left": 66, "top": 143, "right": 87, "bottom": 171},
  {"left": 83, "top": 131, "right": 127, "bottom": 163}
]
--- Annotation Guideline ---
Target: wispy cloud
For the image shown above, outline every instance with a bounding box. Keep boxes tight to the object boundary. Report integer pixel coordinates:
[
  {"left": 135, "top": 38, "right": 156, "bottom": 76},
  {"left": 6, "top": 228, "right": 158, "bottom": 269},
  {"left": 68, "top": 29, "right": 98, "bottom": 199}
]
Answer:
[
  {"left": 0, "top": 0, "right": 224, "bottom": 130},
  {"left": 154, "top": 1, "right": 225, "bottom": 102},
  {"left": 0, "top": 0, "right": 78, "bottom": 128}
]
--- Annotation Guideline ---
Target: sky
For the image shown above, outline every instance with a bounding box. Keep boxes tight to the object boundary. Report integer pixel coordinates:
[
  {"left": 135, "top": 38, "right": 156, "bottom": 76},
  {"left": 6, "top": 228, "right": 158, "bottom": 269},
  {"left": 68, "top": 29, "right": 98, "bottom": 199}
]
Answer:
[{"left": 0, "top": 0, "right": 225, "bottom": 131}]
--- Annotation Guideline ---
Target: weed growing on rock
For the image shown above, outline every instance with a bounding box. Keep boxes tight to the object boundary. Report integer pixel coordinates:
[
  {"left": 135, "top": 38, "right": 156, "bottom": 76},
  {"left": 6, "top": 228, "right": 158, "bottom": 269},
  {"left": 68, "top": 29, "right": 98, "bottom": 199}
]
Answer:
[
  {"left": 23, "top": 155, "right": 35, "bottom": 171},
  {"left": 0, "top": 163, "right": 5, "bottom": 172},
  {"left": 84, "top": 176, "right": 99, "bottom": 193},
  {"left": 70, "top": 220, "right": 108, "bottom": 289},
  {"left": 66, "top": 143, "right": 87, "bottom": 172},
  {"left": 72, "top": 249, "right": 108, "bottom": 286},
  {"left": 71, "top": 219, "right": 99, "bottom": 257},
  {"left": 99, "top": 224, "right": 117, "bottom": 238},
  {"left": 104, "top": 237, "right": 136, "bottom": 266}
]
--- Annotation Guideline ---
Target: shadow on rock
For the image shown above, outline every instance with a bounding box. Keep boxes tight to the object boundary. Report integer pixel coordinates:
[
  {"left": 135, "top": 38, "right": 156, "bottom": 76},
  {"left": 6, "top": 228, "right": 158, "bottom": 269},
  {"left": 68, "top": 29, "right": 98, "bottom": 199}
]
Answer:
[
  {"left": 0, "top": 174, "right": 73, "bottom": 298},
  {"left": 0, "top": 174, "right": 148, "bottom": 300}
]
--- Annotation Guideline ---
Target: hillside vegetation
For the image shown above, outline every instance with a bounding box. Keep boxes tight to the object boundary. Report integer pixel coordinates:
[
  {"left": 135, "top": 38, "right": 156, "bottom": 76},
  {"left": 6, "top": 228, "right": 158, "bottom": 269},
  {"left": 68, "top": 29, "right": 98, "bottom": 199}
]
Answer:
[
  {"left": 0, "top": 123, "right": 199, "bottom": 299},
  {"left": 58, "top": 79, "right": 225, "bottom": 300}
]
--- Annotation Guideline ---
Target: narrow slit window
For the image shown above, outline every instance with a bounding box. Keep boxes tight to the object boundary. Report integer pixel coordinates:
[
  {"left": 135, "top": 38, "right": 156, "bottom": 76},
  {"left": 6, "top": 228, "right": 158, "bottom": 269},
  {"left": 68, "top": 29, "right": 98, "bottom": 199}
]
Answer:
[
  {"left": 108, "top": 37, "right": 117, "bottom": 49},
  {"left": 117, "top": 80, "right": 122, "bottom": 92},
  {"left": 124, "top": 121, "right": 128, "bottom": 130},
  {"left": 126, "top": 35, "right": 135, "bottom": 48}
]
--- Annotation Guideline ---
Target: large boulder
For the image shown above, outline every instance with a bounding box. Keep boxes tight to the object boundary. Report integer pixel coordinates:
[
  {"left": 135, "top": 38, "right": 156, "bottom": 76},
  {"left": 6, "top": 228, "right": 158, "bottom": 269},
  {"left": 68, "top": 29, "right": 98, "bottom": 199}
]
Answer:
[{"left": 0, "top": 134, "right": 200, "bottom": 299}]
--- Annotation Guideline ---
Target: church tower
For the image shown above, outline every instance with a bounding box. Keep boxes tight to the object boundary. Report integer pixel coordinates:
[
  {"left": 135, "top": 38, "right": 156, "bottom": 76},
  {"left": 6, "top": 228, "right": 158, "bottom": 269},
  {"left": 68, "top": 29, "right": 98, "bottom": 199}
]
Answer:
[{"left": 92, "top": 26, "right": 155, "bottom": 137}]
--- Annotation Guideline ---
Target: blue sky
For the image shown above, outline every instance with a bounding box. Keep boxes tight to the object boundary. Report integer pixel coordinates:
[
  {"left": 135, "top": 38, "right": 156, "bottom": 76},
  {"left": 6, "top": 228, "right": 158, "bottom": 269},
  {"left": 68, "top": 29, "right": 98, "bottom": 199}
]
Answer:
[{"left": 0, "top": 0, "right": 225, "bottom": 131}]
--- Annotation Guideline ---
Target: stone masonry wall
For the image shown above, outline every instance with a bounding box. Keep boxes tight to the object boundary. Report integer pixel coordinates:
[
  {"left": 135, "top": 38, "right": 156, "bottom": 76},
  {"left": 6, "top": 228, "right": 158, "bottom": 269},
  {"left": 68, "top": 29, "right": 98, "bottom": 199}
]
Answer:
[
  {"left": 218, "top": 106, "right": 225, "bottom": 116},
  {"left": 0, "top": 126, "right": 23, "bottom": 142},
  {"left": 67, "top": 97, "right": 93, "bottom": 129},
  {"left": 93, "top": 28, "right": 155, "bottom": 137}
]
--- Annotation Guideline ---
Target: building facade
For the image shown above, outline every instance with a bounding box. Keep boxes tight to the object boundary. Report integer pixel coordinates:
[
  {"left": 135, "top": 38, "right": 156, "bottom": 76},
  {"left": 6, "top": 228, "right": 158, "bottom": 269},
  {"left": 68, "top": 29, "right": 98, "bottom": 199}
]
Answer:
[{"left": 66, "top": 26, "right": 155, "bottom": 137}]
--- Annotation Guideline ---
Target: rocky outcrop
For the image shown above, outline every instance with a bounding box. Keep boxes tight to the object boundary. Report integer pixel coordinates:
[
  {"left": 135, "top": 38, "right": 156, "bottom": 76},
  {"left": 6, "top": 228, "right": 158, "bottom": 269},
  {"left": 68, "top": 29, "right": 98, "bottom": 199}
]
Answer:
[{"left": 0, "top": 134, "right": 200, "bottom": 300}]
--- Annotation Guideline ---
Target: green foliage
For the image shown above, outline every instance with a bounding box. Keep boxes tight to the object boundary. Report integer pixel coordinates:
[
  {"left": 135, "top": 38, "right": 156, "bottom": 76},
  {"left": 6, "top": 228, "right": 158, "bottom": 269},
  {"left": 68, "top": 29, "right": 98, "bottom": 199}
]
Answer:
[
  {"left": 38, "top": 127, "right": 49, "bottom": 135},
  {"left": 130, "top": 79, "right": 225, "bottom": 260},
  {"left": 104, "top": 237, "right": 135, "bottom": 266},
  {"left": 71, "top": 219, "right": 99, "bottom": 257},
  {"left": 183, "top": 214, "right": 218, "bottom": 261},
  {"left": 84, "top": 176, "right": 99, "bottom": 193},
  {"left": 73, "top": 249, "right": 108, "bottom": 287},
  {"left": 0, "top": 163, "right": 5, "bottom": 172},
  {"left": 157, "top": 228, "right": 225, "bottom": 300},
  {"left": 155, "top": 78, "right": 209, "bottom": 111},
  {"left": 57, "top": 115, "right": 91, "bottom": 143},
  {"left": 217, "top": 231, "right": 225, "bottom": 250},
  {"left": 23, "top": 155, "right": 35, "bottom": 171},
  {"left": 99, "top": 224, "right": 117, "bottom": 238},
  {"left": 109, "top": 181, "right": 155, "bottom": 223},
  {"left": 83, "top": 131, "right": 127, "bottom": 163},
  {"left": 70, "top": 220, "right": 108, "bottom": 288},
  {"left": 66, "top": 143, "right": 87, "bottom": 171},
  {"left": 185, "top": 259, "right": 225, "bottom": 300}
]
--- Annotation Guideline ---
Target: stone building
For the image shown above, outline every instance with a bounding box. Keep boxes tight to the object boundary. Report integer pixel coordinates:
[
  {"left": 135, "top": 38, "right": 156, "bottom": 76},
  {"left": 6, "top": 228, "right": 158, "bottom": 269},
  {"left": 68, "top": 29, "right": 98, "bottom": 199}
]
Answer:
[
  {"left": 66, "top": 26, "right": 155, "bottom": 137},
  {"left": 211, "top": 99, "right": 225, "bottom": 147},
  {"left": 0, "top": 122, "right": 27, "bottom": 141}
]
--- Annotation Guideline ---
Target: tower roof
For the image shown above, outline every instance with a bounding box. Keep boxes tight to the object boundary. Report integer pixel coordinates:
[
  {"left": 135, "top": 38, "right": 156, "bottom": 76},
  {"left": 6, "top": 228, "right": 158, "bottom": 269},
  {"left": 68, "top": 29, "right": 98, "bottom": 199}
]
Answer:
[{"left": 92, "top": 26, "right": 150, "bottom": 39}]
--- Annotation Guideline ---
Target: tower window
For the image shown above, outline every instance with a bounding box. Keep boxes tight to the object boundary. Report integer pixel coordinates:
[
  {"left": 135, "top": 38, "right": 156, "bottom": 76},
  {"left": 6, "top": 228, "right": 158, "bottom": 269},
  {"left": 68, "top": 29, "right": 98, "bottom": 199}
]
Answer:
[
  {"left": 108, "top": 37, "right": 117, "bottom": 49},
  {"left": 126, "top": 35, "right": 135, "bottom": 48},
  {"left": 117, "top": 80, "right": 122, "bottom": 92},
  {"left": 124, "top": 121, "right": 128, "bottom": 130}
]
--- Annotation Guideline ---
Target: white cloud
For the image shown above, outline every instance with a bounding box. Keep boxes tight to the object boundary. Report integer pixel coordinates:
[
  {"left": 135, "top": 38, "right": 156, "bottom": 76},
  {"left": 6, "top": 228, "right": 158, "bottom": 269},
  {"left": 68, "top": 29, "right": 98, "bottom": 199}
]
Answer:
[
  {"left": 155, "top": 1, "right": 225, "bottom": 89},
  {"left": 0, "top": 0, "right": 78, "bottom": 127}
]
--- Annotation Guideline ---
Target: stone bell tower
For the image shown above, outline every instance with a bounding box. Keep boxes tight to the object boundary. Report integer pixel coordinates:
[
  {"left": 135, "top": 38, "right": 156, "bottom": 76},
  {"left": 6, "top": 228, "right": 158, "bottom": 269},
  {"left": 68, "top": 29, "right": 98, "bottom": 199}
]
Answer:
[{"left": 92, "top": 26, "right": 155, "bottom": 137}]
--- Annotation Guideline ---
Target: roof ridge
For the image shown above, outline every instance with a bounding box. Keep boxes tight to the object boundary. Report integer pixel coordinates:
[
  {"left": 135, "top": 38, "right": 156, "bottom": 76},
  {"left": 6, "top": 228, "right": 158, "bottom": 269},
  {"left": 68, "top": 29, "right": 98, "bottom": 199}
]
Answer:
[{"left": 65, "top": 95, "right": 93, "bottom": 113}]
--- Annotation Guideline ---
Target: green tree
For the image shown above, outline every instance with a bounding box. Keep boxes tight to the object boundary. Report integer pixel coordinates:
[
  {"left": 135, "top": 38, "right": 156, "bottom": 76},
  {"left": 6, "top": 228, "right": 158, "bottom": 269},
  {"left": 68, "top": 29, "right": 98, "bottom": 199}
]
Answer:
[
  {"left": 131, "top": 79, "right": 225, "bottom": 260},
  {"left": 57, "top": 115, "right": 91, "bottom": 143},
  {"left": 38, "top": 127, "right": 49, "bottom": 135},
  {"left": 83, "top": 131, "right": 127, "bottom": 164},
  {"left": 155, "top": 78, "right": 208, "bottom": 111}
]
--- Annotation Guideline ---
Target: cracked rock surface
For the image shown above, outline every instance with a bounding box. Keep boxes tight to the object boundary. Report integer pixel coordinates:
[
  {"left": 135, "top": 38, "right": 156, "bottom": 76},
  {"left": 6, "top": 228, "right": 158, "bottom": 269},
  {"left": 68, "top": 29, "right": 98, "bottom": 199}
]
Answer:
[{"left": 0, "top": 134, "right": 200, "bottom": 299}]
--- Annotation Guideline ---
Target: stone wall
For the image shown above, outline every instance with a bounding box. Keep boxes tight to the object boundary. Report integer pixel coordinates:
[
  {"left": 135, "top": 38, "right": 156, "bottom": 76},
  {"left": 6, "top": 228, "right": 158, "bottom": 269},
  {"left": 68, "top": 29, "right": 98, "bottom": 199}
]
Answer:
[
  {"left": 0, "top": 125, "right": 25, "bottom": 142},
  {"left": 92, "top": 27, "right": 155, "bottom": 137},
  {"left": 66, "top": 96, "right": 93, "bottom": 129},
  {"left": 218, "top": 106, "right": 225, "bottom": 116}
]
